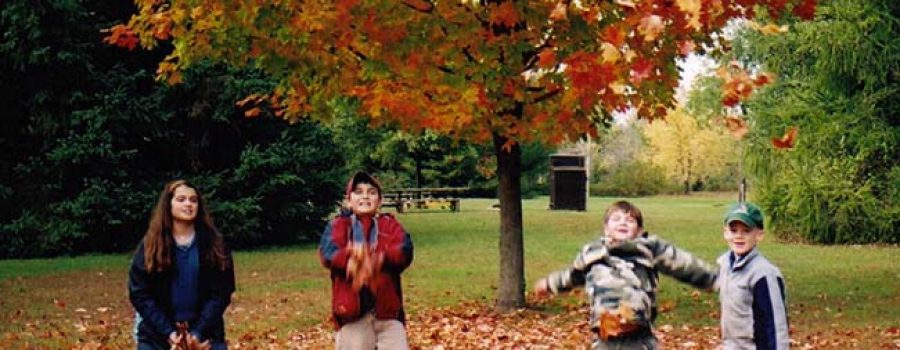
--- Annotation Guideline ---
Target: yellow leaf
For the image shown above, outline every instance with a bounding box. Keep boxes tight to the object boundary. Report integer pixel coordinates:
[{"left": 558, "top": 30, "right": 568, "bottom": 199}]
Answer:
[
  {"left": 638, "top": 15, "right": 664, "bottom": 42},
  {"left": 609, "top": 81, "right": 627, "bottom": 95},
  {"left": 759, "top": 24, "right": 789, "bottom": 35},
  {"left": 623, "top": 48, "right": 637, "bottom": 63},
  {"left": 550, "top": 2, "right": 567, "bottom": 21},
  {"left": 600, "top": 42, "right": 620, "bottom": 63},
  {"left": 675, "top": 0, "right": 702, "bottom": 30}
]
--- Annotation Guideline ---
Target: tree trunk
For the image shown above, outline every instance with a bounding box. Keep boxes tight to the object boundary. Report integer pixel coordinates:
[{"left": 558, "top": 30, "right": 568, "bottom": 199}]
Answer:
[{"left": 493, "top": 132, "right": 525, "bottom": 312}]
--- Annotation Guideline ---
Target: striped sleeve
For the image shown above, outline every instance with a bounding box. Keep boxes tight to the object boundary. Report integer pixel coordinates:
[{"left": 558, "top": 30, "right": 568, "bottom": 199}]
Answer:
[
  {"left": 752, "top": 274, "right": 789, "bottom": 350},
  {"left": 544, "top": 242, "right": 606, "bottom": 294}
]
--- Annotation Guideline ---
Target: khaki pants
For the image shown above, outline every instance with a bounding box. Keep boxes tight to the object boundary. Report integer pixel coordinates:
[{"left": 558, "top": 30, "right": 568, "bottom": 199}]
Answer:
[{"left": 335, "top": 312, "right": 409, "bottom": 350}]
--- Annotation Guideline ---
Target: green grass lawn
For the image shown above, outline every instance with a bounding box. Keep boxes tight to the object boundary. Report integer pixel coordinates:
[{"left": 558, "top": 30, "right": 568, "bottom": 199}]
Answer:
[{"left": 1, "top": 194, "right": 898, "bottom": 348}]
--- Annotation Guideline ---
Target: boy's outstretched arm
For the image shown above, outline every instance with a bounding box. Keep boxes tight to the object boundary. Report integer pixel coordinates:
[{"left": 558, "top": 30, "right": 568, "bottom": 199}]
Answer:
[
  {"left": 318, "top": 221, "right": 350, "bottom": 272},
  {"left": 642, "top": 236, "right": 718, "bottom": 290},
  {"left": 752, "top": 273, "right": 789, "bottom": 350},
  {"left": 535, "top": 241, "right": 609, "bottom": 295}
]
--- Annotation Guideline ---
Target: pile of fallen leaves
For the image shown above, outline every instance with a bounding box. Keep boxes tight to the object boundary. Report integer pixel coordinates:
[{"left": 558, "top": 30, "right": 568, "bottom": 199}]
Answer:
[
  {"left": 3, "top": 293, "right": 899, "bottom": 349},
  {"left": 269, "top": 296, "right": 900, "bottom": 350}
]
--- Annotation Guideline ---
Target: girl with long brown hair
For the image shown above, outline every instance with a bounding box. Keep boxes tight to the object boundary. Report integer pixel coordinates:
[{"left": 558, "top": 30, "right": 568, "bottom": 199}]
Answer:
[{"left": 129, "top": 180, "right": 235, "bottom": 350}]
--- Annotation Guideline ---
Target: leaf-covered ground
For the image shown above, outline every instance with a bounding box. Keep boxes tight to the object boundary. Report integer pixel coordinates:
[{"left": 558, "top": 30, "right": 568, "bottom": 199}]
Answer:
[{"left": 3, "top": 287, "right": 898, "bottom": 349}]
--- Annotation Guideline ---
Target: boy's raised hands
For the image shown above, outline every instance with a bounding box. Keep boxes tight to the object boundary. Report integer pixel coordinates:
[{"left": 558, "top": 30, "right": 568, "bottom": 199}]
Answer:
[{"left": 346, "top": 242, "right": 384, "bottom": 291}]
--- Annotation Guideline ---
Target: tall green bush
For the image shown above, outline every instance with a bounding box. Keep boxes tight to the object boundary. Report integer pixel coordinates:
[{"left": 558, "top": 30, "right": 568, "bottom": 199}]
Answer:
[{"left": 734, "top": 0, "right": 899, "bottom": 243}]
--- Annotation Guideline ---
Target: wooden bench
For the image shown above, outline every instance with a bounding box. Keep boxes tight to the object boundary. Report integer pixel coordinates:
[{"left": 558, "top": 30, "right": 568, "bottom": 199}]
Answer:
[{"left": 381, "top": 187, "right": 467, "bottom": 213}]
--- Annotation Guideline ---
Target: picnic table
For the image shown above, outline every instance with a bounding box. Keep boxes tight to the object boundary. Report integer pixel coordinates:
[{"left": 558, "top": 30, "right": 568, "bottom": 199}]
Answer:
[{"left": 381, "top": 187, "right": 468, "bottom": 213}]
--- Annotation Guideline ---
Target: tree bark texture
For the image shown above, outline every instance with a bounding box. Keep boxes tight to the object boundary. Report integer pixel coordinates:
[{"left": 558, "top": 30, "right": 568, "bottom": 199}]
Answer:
[{"left": 492, "top": 132, "right": 525, "bottom": 312}]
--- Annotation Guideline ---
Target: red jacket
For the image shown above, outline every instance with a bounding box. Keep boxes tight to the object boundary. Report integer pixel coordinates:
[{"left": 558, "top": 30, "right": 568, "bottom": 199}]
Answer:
[{"left": 318, "top": 213, "right": 413, "bottom": 328}]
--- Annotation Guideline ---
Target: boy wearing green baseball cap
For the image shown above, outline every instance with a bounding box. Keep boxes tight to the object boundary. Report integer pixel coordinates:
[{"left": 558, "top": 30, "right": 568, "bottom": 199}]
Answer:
[{"left": 717, "top": 202, "right": 789, "bottom": 350}]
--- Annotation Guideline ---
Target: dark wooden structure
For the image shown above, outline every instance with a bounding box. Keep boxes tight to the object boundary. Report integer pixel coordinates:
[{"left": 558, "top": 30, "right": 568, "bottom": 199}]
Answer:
[
  {"left": 549, "top": 154, "right": 587, "bottom": 211},
  {"left": 381, "top": 187, "right": 467, "bottom": 213}
]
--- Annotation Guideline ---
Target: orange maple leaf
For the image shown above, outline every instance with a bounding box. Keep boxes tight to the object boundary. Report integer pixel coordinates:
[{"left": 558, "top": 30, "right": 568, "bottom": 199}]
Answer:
[
  {"left": 490, "top": 2, "right": 520, "bottom": 28},
  {"left": 102, "top": 24, "right": 139, "bottom": 50},
  {"left": 537, "top": 49, "right": 556, "bottom": 69},
  {"left": 772, "top": 127, "right": 798, "bottom": 149},
  {"left": 244, "top": 107, "right": 262, "bottom": 118},
  {"left": 602, "top": 26, "right": 625, "bottom": 47},
  {"left": 549, "top": 2, "right": 567, "bottom": 21},
  {"left": 501, "top": 139, "right": 516, "bottom": 153},
  {"left": 630, "top": 58, "right": 654, "bottom": 85},
  {"left": 754, "top": 72, "right": 775, "bottom": 86}
]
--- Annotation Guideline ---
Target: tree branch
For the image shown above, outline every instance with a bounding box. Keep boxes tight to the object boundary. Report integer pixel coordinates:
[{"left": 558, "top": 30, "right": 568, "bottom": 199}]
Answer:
[{"left": 401, "top": 0, "right": 434, "bottom": 13}]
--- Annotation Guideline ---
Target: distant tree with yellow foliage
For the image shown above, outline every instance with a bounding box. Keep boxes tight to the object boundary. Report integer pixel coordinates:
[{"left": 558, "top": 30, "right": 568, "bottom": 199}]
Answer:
[{"left": 644, "top": 107, "right": 739, "bottom": 194}]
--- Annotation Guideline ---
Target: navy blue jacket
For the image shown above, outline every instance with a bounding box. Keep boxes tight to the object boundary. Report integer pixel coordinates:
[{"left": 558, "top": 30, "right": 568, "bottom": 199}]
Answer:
[{"left": 128, "top": 232, "right": 235, "bottom": 343}]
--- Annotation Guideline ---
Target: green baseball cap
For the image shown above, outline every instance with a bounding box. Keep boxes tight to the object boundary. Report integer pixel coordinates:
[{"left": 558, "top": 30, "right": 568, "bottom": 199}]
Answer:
[{"left": 723, "top": 202, "right": 764, "bottom": 229}]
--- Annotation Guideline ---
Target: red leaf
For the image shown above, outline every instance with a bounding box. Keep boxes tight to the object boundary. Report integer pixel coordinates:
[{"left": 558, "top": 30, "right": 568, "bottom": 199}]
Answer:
[
  {"left": 537, "top": 49, "right": 556, "bottom": 68},
  {"left": 601, "top": 26, "right": 625, "bottom": 47},
  {"left": 550, "top": 2, "right": 567, "bottom": 21},
  {"left": 772, "top": 127, "right": 798, "bottom": 149},
  {"left": 723, "top": 115, "right": 749, "bottom": 139},
  {"left": 102, "top": 24, "right": 139, "bottom": 50},
  {"left": 630, "top": 58, "right": 654, "bottom": 85},
  {"left": 792, "top": 0, "right": 817, "bottom": 20},
  {"left": 490, "top": 2, "right": 520, "bottom": 28},
  {"left": 678, "top": 40, "right": 696, "bottom": 56}
]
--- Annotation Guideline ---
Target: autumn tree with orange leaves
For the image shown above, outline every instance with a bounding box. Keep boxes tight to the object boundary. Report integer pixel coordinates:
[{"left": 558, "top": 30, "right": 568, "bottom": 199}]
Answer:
[{"left": 109, "top": 0, "right": 816, "bottom": 311}]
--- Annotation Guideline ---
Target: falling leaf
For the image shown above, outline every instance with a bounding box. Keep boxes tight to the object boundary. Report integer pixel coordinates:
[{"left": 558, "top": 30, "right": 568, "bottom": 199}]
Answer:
[
  {"left": 772, "top": 127, "right": 798, "bottom": 149},
  {"left": 754, "top": 72, "right": 775, "bottom": 86},
  {"left": 723, "top": 115, "right": 749, "bottom": 139}
]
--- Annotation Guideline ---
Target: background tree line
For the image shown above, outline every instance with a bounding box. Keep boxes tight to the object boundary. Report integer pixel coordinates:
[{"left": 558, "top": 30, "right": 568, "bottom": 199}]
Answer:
[
  {"left": 2, "top": 0, "right": 895, "bottom": 259},
  {"left": 0, "top": 0, "right": 552, "bottom": 258}
]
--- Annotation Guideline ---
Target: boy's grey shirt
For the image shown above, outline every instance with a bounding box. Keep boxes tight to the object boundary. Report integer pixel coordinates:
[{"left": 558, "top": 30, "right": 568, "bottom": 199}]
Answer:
[
  {"left": 543, "top": 234, "right": 718, "bottom": 336},
  {"left": 717, "top": 248, "right": 789, "bottom": 350}
]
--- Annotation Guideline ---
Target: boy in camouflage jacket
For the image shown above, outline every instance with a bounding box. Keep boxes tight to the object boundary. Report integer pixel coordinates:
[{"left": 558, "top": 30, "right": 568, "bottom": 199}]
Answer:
[{"left": 534, "top": 200, "right": 718, "bottom": 350}]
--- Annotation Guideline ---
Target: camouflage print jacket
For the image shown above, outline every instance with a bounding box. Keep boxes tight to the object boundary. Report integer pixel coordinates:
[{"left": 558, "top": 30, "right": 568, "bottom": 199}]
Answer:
[{"left": 542, "top": 234, "right": 718, "bottom": 338}]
